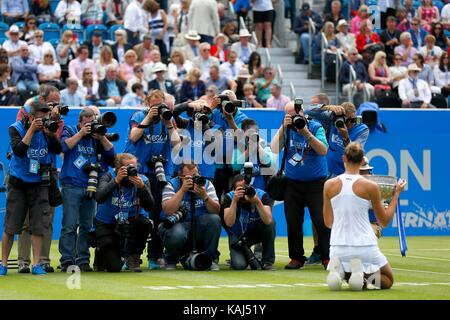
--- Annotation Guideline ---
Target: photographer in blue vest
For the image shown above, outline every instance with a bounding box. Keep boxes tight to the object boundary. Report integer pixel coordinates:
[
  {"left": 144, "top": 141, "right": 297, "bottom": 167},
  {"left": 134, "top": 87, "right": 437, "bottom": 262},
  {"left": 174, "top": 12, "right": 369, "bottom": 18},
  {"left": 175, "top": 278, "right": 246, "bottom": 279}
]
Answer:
[
  {"left": 172, "top": 99, "right": 219, "bottom": 181},
  {"left": 124, "top": 89, "right": 181, "bottom": 270},
  {"left": 305, "top": 101, "right": 369, "bottom": 177},
  {"left": 223, "top": 175, "right": 276, "bottom": 271},
  {"left": 210, "top": 90, "right": 248, "bottom": 200},
  {"left": 94, "top": 153, "right": 154, "bottom": 273},
  {"left": 271, "top": 100, "right": 331, "bottom": 270},
  {"left": 1, "top": 101, "right": 62, "bottom": 276},
  {"left": 59, "top": 107, "right": 115, "bottom": 272},
  {"left": 160, "top": 163, "right": 221, "bottom": 271}
]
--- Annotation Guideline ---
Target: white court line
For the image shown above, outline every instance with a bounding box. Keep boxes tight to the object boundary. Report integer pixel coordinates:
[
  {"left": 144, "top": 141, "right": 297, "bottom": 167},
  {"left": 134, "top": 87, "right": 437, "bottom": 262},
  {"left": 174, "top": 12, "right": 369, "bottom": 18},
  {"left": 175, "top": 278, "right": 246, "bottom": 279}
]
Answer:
[
  {"left": 393, "top": 268, "right": 450, "bottom": 276},
  {"left": 385, "top": 254, "right": 450, "bottom": 262}
]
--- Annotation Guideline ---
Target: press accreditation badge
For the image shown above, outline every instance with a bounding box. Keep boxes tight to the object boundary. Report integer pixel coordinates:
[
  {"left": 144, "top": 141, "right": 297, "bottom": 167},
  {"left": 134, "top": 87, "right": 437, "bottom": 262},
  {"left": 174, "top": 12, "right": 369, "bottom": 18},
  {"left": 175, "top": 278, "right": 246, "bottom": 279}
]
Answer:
[
  {"left": 288, "top": 153, "right": 303, "bottom": 167},
  {"left": 414, "top": 88, "right": 419, "bottom": 97},
  {"left": 29, "top": 159, "right": 39, "bottom": 174},
  {"left": 74, "top": 155, "right": 88, "bottom": 170}
]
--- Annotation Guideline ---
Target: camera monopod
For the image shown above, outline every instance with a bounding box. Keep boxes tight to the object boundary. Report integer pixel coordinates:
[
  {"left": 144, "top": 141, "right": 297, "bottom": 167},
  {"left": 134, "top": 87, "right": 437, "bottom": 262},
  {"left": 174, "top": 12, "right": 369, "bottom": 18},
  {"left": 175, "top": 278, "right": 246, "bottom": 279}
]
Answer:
[{"left": 183, "top": 192, "right": 213, "bottom": 270}]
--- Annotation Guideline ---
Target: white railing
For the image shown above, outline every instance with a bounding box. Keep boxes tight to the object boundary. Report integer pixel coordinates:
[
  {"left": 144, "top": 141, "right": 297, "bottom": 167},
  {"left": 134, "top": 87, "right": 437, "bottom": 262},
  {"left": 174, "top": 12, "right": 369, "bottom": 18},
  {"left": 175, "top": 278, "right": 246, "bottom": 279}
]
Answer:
[
  {"left": 265, "top": 47, "right": 272, "bottom": 67},
  {"left": 308, "top": 17, "right": 316, "bottom": 77},
  {"left": 290, "top": 82, "right": 296, "bottom": 99},
  {"left": 320, "top": 32, "right": 328, "bottom": 90},
  {"left": 277, "top": 64, "right": 283, "bottom": 85},
  {"left": 335, "top": 49, "right": 344, "bottom": 104},
  {"left": 239, "top": 16, "right": 246, "bottom": 31},
  {"left": 229, "top": 1, "right": 235, "bottom": 16},
  {"left": 348, "top": 64, "right": 356, "bottom": 104},
  {"left": 252, "top": 31, "right": 258, "bottom": 47}
]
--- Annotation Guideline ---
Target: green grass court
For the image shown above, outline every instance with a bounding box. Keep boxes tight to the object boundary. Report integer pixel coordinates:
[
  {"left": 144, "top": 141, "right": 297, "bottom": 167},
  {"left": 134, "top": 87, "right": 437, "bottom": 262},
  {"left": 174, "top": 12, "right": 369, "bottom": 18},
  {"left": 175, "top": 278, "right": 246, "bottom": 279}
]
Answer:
[{"left": 1, "top": 236, "right": 449, "bottom": 300}]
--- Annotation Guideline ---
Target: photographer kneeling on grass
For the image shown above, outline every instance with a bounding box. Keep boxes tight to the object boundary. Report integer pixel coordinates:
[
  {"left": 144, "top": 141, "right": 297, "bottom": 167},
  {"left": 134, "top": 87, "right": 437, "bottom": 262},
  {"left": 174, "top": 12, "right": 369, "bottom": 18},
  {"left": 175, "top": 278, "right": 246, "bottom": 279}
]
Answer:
[
  {"left": 223, "top": 175, "right": 276, "bottom": 271},
  {"left": 93, "top": 153, "right": 154, "bottom": 272},
  {"left": 160, "top": 163, "right": 221, "bottom": 271}
]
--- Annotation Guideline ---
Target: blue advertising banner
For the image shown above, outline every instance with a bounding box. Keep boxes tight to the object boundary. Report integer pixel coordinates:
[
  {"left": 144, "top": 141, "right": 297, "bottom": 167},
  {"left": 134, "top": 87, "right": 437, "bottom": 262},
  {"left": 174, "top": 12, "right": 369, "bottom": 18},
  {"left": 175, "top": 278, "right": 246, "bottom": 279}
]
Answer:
[{"left": 0, "top": 107, "right": 448, "bottom": 239}]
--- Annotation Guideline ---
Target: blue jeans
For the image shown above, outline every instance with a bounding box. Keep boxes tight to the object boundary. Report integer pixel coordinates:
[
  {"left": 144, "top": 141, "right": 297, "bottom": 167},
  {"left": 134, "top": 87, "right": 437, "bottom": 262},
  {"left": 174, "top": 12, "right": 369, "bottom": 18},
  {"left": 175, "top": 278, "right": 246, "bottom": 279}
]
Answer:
[
  {"left": 16, "top": 80, "right": 39, "bottom": 93},
  {"left": 300, "top": 33, "right": 310, "bottom": 62},
  {"left": 59, "top": 184, "right": 96, "bottom": 266}
]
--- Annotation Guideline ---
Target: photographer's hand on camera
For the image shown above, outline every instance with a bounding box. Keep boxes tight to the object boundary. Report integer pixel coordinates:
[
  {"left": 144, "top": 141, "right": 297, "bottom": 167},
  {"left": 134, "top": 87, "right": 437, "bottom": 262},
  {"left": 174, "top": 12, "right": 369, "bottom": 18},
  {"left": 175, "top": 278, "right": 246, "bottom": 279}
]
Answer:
[
  {"left": 49, "top": 106, "right": 60, "bottom": 120},
  {"left": 322, "top": 105, "right": 345, "bottom": 115},
  {"left": 282, "top": 114, "right": 292, "bottom": 129},
  {"left": 114, "top": 166, "right": 128, "bottom": 185},
  {"left": 233, "top": 186, "right": 246, "bottom": 203},
  {"left": 181, "top": 175, "right": 194, "bottom": 193},
  {"left": 193, "top": 183, "right": 208, "bottom": 199},
  {"left": 30, "top": 118, "right": 44, "bottom": 132},
  {"left": 129, "top": 175, "right": 145, "bottom": 189},
  {"left": 79, "top": 122, "right": 91, "bottom": 137}
]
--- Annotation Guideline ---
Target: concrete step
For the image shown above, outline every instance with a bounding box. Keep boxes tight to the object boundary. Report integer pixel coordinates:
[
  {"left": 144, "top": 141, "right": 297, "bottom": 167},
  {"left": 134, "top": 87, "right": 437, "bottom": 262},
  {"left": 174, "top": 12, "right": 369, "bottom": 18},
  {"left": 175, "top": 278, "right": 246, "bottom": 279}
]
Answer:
[{"left": 270, "top": 56, "right": 296, "bottom": 64}]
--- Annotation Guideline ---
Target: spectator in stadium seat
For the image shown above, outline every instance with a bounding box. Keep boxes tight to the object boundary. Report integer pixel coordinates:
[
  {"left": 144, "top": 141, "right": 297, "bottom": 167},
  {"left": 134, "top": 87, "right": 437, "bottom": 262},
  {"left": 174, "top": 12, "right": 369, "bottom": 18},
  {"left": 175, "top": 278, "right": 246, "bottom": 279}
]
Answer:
[
  {"left": 83, "top": 31, "right": 105, "bottom": 62},
  {"left": 242, "top": 83, "right": 263, "bottom": 108},
  {"left": 69, "top": 45, "right": 98, "bottom": 81},
  {"left": 110, "top": 30, "right": 132, "bottom": 65},
  {"left": 124, "top": 0, "right": 148, "bottom": 47},
  {"left": 419, "top": 35, "right": 443, "bottom": 68},
  {"left": 21, "top": 15, "right": 38, "bottom": 44},
  {"left": 230, "top": 29, "right": 256, "bottom": 65},
  {"left": 1, "top": 0, "right": 29, "bottom": 25},
  {"left": 408, "top": 17, "right": 428, "bottom": 49},
  {"left": 266, "top": 82, "right": 290, "bottom": 110},
  {"left": 200, "top": 84, "right": 218, "bottom": 105},
  {"left": 323, "top": 0, "right": 344, "bottom": 28},
  {"left": 217, "top": 2, "right": 233, "bottom": 31},
  {"left": 188, "top": 0, "right": 220, "bottom": 44},
  {"left": 380, "top": 0, "right": 397, "bottom": 30},
  {"left": 0, "top": 65, "right": 19, "bottom": 106},
  {"left": 121, "top": 82, "right": 145, "bottom": 107},
  {"left": 432, "top": 52, "right": 450, "bottom": 97},
  {"left": 417, "top": 0, "right": 440, "bottom": 33},
  {"left": 368, "top": 51, "right": 392, "bottom": 92},
  {"left": 3, "top": 25, "right": 27, "bottom": 58},
  {"left": 380, "top": 17, "right": 401, "bottom": 66},
  {"left": 78, "top": 68, "right": 100, "bottom": 105},
  {"left": 336, "top": 20, "right": 356, "bottom": 59},
  {"left": 167, "top": 49, "right": 193, "bottom": 87},
  {"left": 404, "top": 0, "right": 417, "bottom": 21},
  {"left": 80, "top": 0, "right": 103, "bottom": 26},
  {"left": 119, "top": 50, "right": 139, "bottom": 82},
  {"left": 174, "top": 0, "right": 191, "bottom": 39},
  {"left": 11, "top": 44, "right": 40, "bottom": 99},
  {"left": 54, "top": 0, "right": 82, "bottom": 26},
  {"left": 193, "top": 42, "right": 220, "bottom": 81},
  {"left": 60, "top": 78, "right": 86, "bottom": 107},
  {"left": 179, "top": 67, "right": 205, "bottom": 102},
  {"left": 294, "top": 2, "right": 323, "bottom": 64},
  {"left": 211, "top": 33, "right": 229, "bottom": 63},
  {"left": 99, "top": 64, "right": 127, "bottom": 106},
  {"left": 413, "top": 53, "right": 434, "bottom": 84},
  {"left": 398, "top": 63, "right": 432, "bottom": 108},
  {"left": 223, "top": 22, "right": 239, "bottom": 44},
  {"left": 133, "top": 33, "right": 158, "bottom": 64},
  {"left": 57, "top": 31, "right": 79, "bottom": 81},
  {"left": 256, "top": 67, "right": 276, "bottom": 104},
  {"left": 248, "top": 51, "right": 263, "bottom": 82},
  {"left": 205, "top": 65, "right": 236, "bottom": 93},
  {"left": 442, "top": 2, "right": 450, "bottom": 27},
  {"left": 127, "top": 63, "right": 149, "bottom": 93},
  {"left": 220, "top": 50, "right": 244, "bottom": 81},
  {"left": 142, "top": 49, "right": 162, "bottom": 81},
  {"left": 105, "top": 0, "right": 130, "bottom": 27},
  {"left": 388, "top": 53, "right": 409, "bottom": 92},
  {"left": 313, "top": 22, "right": 340, "bottom": 68},
  {"left": 181, "top": 30, "right": 201, "bottom": 61},
  {"left": 339, "top": 47, "right": 374, "bottom": 101},
  {"left": 356, "top": 21, "right": 383, "bottom": 65},
  {"left": 29, "top": 30, "right": 56, "bottom": 64},
  {"left": 396, "top": 7, "right": 411, "bottom": 33},
  {"left": 431, "top": 22, "right": 450, "bottom": 51},
  {"left": 235, "top": 67, "right": 251, "bottom": 100},
  {"left": 29, "top": 1, "right": 51, "bottom": 24},
  {"left": 350, "top": 5, "right": 368, "bottom": 36},
  {"left": 394, "top": 32, "right": 419, "bottom": 67},
  {"left": 96, "top": 46, "right": 119, "bottom": 81},
  {"left": 37, "top": 50, "right": 64, "bottom": 90},
  {"left": 148, "top": 62, "right": 177, "bottom": 97},
  {"left": 143, "top": 0, "right": 170, "bottom": 63}
]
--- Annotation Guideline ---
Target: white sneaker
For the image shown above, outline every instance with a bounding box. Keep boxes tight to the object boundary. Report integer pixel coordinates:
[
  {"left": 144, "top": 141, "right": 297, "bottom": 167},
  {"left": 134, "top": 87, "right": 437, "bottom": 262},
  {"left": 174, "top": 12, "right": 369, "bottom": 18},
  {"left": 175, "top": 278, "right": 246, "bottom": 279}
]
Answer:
[
  {"left": 326, "top": 257, "right": 343, "bottom": 291},
  {"left": 348, "top": 258, "right": 364, "bottom": 291}
]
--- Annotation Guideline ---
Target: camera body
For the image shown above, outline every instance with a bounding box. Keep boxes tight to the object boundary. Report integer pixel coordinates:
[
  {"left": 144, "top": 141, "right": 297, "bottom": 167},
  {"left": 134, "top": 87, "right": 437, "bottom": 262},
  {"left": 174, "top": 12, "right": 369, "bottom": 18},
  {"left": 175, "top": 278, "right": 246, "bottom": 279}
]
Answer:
[
  {"left": 48, "top": 103, "right": 70, "bottom": 116},
  {"left": 291, "top": 114, "right": 308, "bottom": 130},
  {"left": 90, "top": 111, "right": 117, "bottom": 136},
  {"left": 193, "top": 112, "right": 209, "bottom": 124},
  {"left": 218, "top": 94, "right": 243, "bottom": 114},
  {"left": 162, "top": 206, "right": 188, "bottom": 229},
  {"left": 127, "top": 164, "right": 138, "bottom": 177},
  {"left": 192, "top": 174, "right": 206, "bottom": 188},
  {"left": 242, "top": 162, "right": 256, "bottom": 198},
  {"left": 333, "top": 114, "right": 347, "bottom": 129},
  {"left": 42, "top": 116, "right": 59, "bottom": 133},
  {"left": 83, "top": 163, "right": 100, "bottom": 199},
  {"left": 149, "top": 155, "right": 168, "bottom": 187},
  {"left": 231, "top": 236, "right": 262, "bottom": 270},
  {"left": 294, "top": 98, "right": 303, "bottom": 112}
]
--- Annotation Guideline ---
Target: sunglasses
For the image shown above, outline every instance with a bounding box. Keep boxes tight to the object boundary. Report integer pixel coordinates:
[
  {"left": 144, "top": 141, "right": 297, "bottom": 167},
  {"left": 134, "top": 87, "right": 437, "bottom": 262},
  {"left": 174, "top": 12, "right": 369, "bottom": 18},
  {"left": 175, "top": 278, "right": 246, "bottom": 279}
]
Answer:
[
  {"left": 28, "top": 21, "right": 36, "bottom": 25},
  {"left": 44, "top": 55, "right": 53, "bottom": 57},
  {"left": 135, "top": 69, "right": 143, "bottom": 72},
  {"left": 35, "top": 35, "right": 43, "bottom": 38},
  {"left": 84, "top": 72, "right": 93, "bottom": 75}
]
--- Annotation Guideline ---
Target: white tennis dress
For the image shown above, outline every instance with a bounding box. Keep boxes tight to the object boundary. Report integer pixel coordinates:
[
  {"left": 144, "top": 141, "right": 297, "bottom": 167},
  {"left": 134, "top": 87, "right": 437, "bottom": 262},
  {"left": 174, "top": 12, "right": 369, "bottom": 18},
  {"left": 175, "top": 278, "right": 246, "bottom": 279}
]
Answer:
[{"left": 327, "top": 174, "right": 388, "bottom": 274}]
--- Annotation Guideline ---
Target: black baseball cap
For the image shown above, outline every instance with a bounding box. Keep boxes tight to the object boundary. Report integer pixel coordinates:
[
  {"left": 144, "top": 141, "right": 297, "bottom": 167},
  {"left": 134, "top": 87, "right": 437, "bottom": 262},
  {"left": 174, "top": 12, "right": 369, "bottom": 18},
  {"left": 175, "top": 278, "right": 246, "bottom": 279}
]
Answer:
[
  {"left": 302, "top": 3, "right": 310, "bottom": 11},
  {"left": 30, "top": 101, "right": 51, "bottom": 114}
]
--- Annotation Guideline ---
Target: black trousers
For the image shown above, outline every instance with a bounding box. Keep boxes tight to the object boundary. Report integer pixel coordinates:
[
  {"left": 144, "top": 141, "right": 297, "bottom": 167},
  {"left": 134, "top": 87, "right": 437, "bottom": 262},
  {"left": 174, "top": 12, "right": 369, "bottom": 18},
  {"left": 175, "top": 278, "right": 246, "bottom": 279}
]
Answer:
[
  {"left": 284, "top": 178, "right": 330, "bottom": 263},
  {"left": 94, "top": 216, "right": 150, "bottom": 272},
  {"left": 145, "top": 173, "right": 164, "bottom": 261}
]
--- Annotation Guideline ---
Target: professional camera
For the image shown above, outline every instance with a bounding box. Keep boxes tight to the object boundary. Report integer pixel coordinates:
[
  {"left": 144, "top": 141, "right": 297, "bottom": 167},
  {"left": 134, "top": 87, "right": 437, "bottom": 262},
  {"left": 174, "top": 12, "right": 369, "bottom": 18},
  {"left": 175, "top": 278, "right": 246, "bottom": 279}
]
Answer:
[
  {"left": 149, "top": 155, "right": 167, "bottom": 187},
  {"left": 243, "top": 162, "right": 256, "bottom": 198},
  {"left": 294, "top": 98, "right": 303, "bottom": 112},
  {"left": 218, "top": 94, "right": 243, "bottom": 114},
  {"left": 162, "top": 206, "right": 188, "bottom": 229},
  {"left": 48, "top": 103, "right": 70, "bottom": 116},
  {"left": 105, "top": 133, "right": 120, "bottom": 142},
  {"left": 231, "top": 236, "right": 262, "bottom": 270},
  {"left": 42, "top": 116, "right": 59, "bottom": 133},
  {"left": 291, "top": 114, "right": 308, "bottom": 130},
  {"left": 90, "top": 112, "right": 117, "bottom": 136},
  {"left": 192, "top": 174, "right": 206, "bottom": 188},
  {"left": 83, "top": 163, "right": 100, "bottom": 199},
  {"left": 333, "top": 113, "right": 347, "bottom": 129},
  {"left": 193, "top": 112, "right": 209, "bottom": 124},
  {"left": 38, "top": 165, "right": 52, "bottom": 187},
  {"left": 127, "top": 164, "right": 138, "bottom": 177}
]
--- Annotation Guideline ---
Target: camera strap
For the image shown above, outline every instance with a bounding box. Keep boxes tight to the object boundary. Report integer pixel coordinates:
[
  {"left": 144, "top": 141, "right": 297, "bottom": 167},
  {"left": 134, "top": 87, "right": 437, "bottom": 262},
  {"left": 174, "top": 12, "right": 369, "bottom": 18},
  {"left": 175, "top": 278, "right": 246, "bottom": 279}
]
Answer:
[
  {"left": 189, "top": 192, "right": 198, "bottom": 253},
  {"left": 278, "top": 127, "right": 291, "bottom": 176}
]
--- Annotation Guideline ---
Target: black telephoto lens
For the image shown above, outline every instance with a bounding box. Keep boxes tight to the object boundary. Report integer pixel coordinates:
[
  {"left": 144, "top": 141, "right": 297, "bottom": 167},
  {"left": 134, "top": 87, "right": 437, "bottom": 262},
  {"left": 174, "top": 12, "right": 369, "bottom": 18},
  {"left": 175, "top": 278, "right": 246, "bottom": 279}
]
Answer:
[
  {"left": 194, "top": 112, "right": 209, "bottom": 124},
  {"left": 58, "top": 105, "right": 70, "bottom": 116},
  {"left": 292, "top": 115, "right": 307, "bottom": 130},
  {"left": 192, "top": 175, "right": 206, "bottom": 187},
  {"left": 127, "top": 164, "right": 138, "bottom": 177},
  {"left": 334, "top": 117, "right": 346, "bottom": 128},
  {"left": 244, "top": 185, "right": 256, "bottom": 198},
  {"left": 43, "top": 118, "right": 59, "bottom": 133},
  {"left": 223, "top": 101, "right": 236, "bottom": 114},
  {"left": 158, "top": 104, "right": 173, "bottom": 120},
  {"left": 105, "top": 133, "right": 120, "bottom": 142}
]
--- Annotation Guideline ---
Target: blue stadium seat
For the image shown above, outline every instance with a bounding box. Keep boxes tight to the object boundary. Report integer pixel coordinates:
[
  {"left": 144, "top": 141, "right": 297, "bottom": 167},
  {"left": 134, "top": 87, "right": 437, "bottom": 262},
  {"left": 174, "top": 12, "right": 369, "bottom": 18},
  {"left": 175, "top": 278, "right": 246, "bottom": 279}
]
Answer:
[
  {"left": 0, "top": 22, "right": 8, "bottom": 40},
  {"left": 109, "top": 24, "right": 124, "bottom": 41},
  {"left": 13, "top": 21, "right": 25, "bottom": 30},
  {"left": 38, "top": 22, "right": 61, "bottom": 41},
  {"left": 49, "top": 0, "right": 60, "bottom": 15},
  {"left": 62, "top": 24, "right": 85, "bottom": 43},
  {"left": 0, "top": 37, "right": 6, "bottom": 45},
  {"left": 86, "top": 24, "right": 108, "bottom": 41}
]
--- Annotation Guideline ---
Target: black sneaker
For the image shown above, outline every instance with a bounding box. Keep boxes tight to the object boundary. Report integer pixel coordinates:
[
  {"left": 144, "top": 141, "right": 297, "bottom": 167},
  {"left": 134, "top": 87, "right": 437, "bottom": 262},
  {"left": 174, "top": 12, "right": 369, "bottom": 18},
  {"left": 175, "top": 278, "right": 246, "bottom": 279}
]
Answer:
[
  {"left": 262, "top": 263, "right": 275, "bottom": 271},
  {"left": 41, "top": 263, "right": 54, "bottom": 273},
  {"left": 18, "top": 263, "right": 30, "bottom": 274},
  {"left": 78, "top": 263, "right": 93, "bottom": 272}
]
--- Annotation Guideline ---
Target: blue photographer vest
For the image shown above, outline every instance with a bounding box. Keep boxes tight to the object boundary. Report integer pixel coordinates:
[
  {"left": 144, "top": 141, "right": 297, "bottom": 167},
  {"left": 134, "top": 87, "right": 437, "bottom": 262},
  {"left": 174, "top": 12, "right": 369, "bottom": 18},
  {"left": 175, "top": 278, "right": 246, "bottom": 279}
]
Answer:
[
  {"left": 9, "top": 121, "right": 52, "bottom": 183},
  {"left": 327, "top": 123, "right": 368, "bottom": 176},
  {"left": 161, "top": 177, "right": 210, "bottom": 221},
  {"left": 60, "top": 125, "right": 98, "bottom": 188},
  {"left": 96, "top": 174, "right": 149, "bottom": 224},
  {"left": 124, "top": 110, "right": 172, "bottom": 176},
  {"left": 227, "top": 188, "right": 267, "bottom": 237},
  {"left": 173, "top": 120, "right": 218, "bottom": 180},
  {"left": 284, "top": 120, "right": 328, "bottom": 181},
  {"left": 211, "top": 108, "right": 248, "bottom": 168}
]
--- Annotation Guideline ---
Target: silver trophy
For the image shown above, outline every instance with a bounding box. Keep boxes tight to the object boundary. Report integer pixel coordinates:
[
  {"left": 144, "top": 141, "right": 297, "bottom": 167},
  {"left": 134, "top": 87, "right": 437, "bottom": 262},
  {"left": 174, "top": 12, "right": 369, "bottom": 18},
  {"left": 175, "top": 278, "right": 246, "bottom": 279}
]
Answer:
[{"left": 365, "top": 175, "right": 397, "bottom": 203}]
